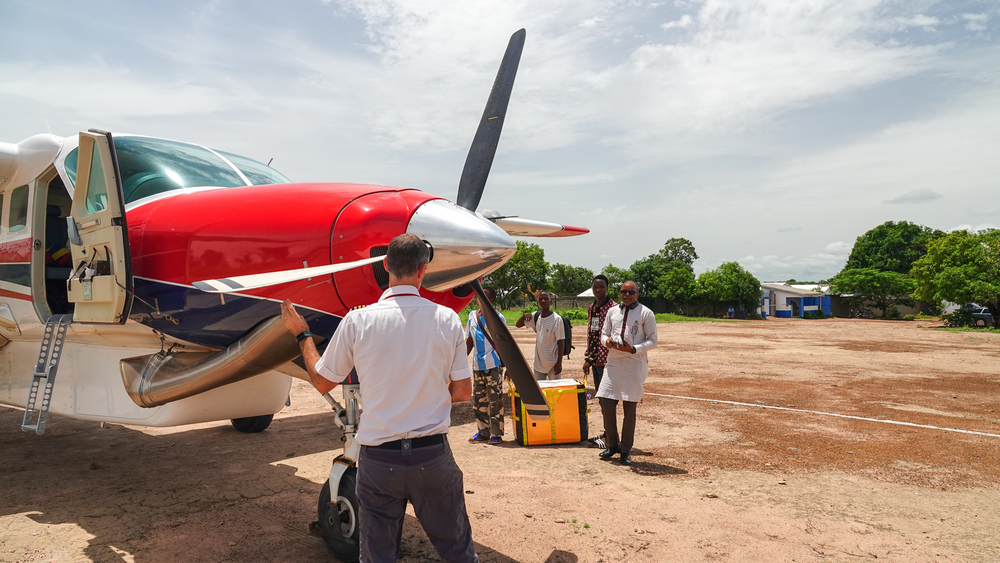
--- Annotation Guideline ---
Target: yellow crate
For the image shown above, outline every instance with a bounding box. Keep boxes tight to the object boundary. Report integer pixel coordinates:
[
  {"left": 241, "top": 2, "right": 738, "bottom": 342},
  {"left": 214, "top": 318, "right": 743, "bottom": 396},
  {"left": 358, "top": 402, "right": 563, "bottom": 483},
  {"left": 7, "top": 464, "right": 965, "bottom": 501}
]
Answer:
[{"left": 511, "top": 379, "right": 587, "bottom": 446}]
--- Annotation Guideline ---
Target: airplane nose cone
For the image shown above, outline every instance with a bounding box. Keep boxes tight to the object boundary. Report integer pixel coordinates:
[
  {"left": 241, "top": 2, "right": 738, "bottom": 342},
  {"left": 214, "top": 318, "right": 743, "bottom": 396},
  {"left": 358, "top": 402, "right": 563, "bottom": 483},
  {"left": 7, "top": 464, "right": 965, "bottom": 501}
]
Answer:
[{"left": 406, "top": 199, "right": 516, "bottom": 291}]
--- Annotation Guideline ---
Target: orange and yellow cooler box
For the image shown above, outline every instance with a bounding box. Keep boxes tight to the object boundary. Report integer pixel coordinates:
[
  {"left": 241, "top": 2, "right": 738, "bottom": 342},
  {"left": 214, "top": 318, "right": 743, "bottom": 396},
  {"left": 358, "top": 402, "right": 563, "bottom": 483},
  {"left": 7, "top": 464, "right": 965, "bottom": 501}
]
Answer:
[{"left": 511, "top": 378, "right": 587, "bottom": 446}]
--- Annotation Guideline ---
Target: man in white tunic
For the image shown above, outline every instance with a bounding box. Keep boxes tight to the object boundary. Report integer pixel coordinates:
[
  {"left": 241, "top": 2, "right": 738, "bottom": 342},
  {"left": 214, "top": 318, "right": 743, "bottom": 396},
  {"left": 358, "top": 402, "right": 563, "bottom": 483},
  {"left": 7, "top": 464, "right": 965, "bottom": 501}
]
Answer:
[
  {"left": 281, "top": 234, "right": 478, "bottom": 563},
  {"left": 515, "top": 290, "right": 565, "bottom": 380},
  {"left": 596, "top": 280, "right": 658, "bottom": 466}
]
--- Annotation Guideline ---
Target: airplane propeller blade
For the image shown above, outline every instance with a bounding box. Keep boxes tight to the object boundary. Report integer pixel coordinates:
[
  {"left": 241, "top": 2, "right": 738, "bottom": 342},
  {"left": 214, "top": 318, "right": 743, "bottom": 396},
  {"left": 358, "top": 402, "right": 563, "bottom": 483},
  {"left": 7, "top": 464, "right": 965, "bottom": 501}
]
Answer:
[
  {"left": 470, "top": 279, "right": 549, "bottom": 420},
  {"left": 193, "top": 255, "right": 384, "bottom": 294},
  {"left": 454, "top": 30, "right": 550, "bottom": 420},
  {"left": 455, "top": 28, "right": 525, "bottom": 213}
]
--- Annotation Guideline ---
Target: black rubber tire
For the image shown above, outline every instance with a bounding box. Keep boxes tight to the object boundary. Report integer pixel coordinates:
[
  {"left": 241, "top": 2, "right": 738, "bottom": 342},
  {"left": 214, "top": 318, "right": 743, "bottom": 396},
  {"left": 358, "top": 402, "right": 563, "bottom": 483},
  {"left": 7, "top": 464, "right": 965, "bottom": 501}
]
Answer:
[
  {"left": 318, "top": 469, "right": 361, "bottom": 563},
  {"left": 230, "top": 414, "right": 273, "bottom": 433},
  {"left": 975, "top": 319, "right": 987, "bottom": 327}
]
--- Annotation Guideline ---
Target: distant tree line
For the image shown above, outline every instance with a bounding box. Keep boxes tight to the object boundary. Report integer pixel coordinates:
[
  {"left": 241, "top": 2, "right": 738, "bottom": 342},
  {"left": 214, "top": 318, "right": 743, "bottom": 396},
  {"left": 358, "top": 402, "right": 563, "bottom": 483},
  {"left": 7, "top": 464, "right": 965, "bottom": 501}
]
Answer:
[
  {"left": 484, "top": 238, "right": 761, "bottom": 317},
  {"left": 482, "top": 221, "right": 998, "bottom": 327},
  {"left": 828, "top": 221, "right": 998, "bottom": 326}
]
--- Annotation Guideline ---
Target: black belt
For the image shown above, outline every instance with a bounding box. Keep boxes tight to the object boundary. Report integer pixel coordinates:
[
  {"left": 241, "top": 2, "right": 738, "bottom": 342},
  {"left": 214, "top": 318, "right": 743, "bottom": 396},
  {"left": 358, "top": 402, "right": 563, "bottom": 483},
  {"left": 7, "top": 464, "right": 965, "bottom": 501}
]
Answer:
[{"left": 374, "top": 434, "right": 445, "bottom": 449}]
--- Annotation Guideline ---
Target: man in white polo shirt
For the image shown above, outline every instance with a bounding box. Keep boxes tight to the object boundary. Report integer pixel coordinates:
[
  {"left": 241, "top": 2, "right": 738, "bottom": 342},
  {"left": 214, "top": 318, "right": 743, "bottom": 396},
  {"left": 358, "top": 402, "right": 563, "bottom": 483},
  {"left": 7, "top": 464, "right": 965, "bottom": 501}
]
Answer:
[
  {"left": 281, "top": 233, "right": 477, "bottom": 563},
  {"left": 515, "top": 290, "right": 565, "bottom": 380}
]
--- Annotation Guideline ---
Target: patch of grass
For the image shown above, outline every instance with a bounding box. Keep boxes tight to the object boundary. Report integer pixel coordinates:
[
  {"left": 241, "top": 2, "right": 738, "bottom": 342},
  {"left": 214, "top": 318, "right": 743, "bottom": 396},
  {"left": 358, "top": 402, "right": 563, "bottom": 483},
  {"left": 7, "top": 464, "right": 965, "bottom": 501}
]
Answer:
[
  {"left": 460, "top": 309, "right": 742, "bottom": 325},
  {"left": 938, "top": 326, "right": 999, "bottom": 333},
  {"left": 654, "top": 313, "right": 738, "bottom": 323}
]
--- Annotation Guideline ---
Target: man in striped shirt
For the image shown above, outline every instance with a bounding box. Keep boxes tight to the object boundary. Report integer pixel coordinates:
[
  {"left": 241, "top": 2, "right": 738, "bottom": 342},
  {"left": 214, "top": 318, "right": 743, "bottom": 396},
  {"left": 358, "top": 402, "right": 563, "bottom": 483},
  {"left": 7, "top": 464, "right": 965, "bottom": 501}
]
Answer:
[{"left": 465, "top": 286, "right": 506, "bottom": 444}]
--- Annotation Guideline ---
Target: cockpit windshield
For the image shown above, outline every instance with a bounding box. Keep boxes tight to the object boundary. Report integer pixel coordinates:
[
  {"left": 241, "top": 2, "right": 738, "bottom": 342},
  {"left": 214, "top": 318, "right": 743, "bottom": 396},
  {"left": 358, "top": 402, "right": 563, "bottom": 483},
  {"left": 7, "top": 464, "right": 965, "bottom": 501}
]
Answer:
[{"left": 63, "top": 135, "right": 291, "bottom": 204}]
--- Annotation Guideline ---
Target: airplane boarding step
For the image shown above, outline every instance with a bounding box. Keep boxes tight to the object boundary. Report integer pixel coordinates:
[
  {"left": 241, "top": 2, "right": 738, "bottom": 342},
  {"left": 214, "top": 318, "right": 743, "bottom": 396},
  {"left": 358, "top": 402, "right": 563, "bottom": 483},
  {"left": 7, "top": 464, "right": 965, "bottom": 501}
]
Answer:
[{"left": 22, "top": 315, "right": 73, "bottom": 435}]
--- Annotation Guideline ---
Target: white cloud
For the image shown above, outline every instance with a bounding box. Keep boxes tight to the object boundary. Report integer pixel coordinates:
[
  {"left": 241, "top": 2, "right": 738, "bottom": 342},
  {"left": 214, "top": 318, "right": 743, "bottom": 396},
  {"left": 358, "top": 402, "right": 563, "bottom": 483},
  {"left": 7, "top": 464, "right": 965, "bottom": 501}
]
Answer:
[
  {"left": 961, "top": 13, "right": 987, "bottom": 31},
  {"left": 765, "top": 88, "right": 1000, "bottom": 207},
  {"left": 662, "top": 15, "right": 693, "bottom": 29},
  {"left": 885, "top": 188, "right": 944, "bottom": 204},
  {"left": 579, "top": 204, "right": 627, "bottom": 218},
  {"left": 824, "top": 241, "right": 849, "bottom": 254},
  {"left": 895, "top": 15, "right": 939, "bottom": 30},
  {"left": 950, "top": 223, "right": 999, "bottom": 233},
  {"left": 738, "top": 245, "right": 848, "bottom": 281},
  {"left": 0, "top": 63, "right": 236, "bottom": 119}
]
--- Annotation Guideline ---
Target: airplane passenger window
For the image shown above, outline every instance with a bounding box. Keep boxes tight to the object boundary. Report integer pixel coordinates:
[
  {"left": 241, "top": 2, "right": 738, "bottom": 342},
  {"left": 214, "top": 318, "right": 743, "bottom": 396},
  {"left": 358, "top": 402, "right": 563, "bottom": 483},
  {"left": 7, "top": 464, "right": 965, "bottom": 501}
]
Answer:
[
  {"left": 113, "top": 136, "right": 247, "bottom": 203},
  {"left": 216, "top": 150, "right": 290, "bottom": 186},
  {"left": 9, "top": 185, "right": 29, "bottom": 232}
]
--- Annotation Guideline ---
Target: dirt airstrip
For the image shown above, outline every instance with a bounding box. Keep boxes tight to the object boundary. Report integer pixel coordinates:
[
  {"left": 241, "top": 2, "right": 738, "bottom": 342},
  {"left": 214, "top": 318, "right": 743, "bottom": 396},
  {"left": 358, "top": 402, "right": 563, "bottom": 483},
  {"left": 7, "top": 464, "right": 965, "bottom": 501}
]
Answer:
[{"left": 2, "top": 318, "right": 1000, "bottom": 562}]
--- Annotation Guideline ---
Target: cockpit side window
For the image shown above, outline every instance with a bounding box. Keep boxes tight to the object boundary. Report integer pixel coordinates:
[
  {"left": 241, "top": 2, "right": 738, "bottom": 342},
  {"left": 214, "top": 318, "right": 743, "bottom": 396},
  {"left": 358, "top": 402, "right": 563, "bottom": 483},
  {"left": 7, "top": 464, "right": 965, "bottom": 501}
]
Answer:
[
  {"left": 216, "top": 150, "right": 291, "bottom": 186},
  {"left": 64, "top": 147, "right": 79, "bottom": 187}
]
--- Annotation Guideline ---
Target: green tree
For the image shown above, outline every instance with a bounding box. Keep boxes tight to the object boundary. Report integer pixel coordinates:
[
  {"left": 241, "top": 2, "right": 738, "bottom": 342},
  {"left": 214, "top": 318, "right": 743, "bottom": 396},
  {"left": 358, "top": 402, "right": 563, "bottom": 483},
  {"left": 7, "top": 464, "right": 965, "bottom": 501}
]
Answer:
[
  {"left": 911, "top": 229, "right": 1000, "bottom": 327},
  {"left": 829, "top": 268, "right": 917, "bottom": 317},
  {"left": 842, "top": 221, "right": 944, "bottom": 275},
  {"left": 653, "top": 264, "right": 696, "bottom": 309},
  {"left": 658, "top": 237, "right": 699, "bottom": 267},
  {"left": 600, "top": 264, "right": 633, "bottom": 293},
  {"left": 629, "top": 237, "right": 699, "bottom": 304},
  {"left": 484, "top": 241, "right": 549, "bottom": 309},
  {"left": 697, "top": 262, "right": 761, "bottom": 315},
  {"left": 548, "top": 263, "right": 595, "bottom": 297}
]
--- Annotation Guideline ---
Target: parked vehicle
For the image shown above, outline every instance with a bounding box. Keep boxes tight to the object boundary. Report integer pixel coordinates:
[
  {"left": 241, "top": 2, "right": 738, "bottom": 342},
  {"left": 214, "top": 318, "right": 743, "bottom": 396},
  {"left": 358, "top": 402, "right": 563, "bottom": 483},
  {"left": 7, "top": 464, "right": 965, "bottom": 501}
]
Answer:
[{"left": 970, "top": 306, "right": 994, "bottom": 327}]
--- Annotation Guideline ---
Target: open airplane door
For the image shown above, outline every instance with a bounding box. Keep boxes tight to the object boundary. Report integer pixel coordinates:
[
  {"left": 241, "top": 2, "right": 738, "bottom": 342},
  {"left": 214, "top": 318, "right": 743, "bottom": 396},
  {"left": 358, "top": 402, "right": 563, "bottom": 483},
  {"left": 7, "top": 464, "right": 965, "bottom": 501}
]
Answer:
[{"left": 66, "top": 131, "right": 133, "bottom": 323}]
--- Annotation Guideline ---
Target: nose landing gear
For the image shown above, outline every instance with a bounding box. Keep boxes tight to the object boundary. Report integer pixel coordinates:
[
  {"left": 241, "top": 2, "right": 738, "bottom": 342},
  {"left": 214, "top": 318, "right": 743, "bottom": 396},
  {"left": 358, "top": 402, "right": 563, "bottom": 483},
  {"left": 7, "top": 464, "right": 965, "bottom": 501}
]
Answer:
[
  {"left": 316, "top": 469, "right": 360, "bottom": 562},
  {"left": 311, "top": 384, "right": 362, "bottom": 563}
]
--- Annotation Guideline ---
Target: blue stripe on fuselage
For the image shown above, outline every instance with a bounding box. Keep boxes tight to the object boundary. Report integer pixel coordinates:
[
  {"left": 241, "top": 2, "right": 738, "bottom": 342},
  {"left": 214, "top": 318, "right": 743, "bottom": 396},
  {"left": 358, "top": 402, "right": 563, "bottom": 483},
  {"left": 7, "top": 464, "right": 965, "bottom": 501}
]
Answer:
[{"left": 129, "top": 277, "right": 342, "bottom": 349}]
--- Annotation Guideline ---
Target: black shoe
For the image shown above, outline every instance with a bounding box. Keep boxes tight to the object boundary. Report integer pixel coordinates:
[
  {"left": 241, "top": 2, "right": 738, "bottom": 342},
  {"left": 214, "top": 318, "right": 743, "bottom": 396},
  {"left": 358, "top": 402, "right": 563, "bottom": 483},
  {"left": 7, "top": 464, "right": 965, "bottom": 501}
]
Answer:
[
  {"left": 620, "top": 453, "right": 632, "bottom": 466},
  {"left": 599, "top": 446, "right": 620, "bottom": 460}
]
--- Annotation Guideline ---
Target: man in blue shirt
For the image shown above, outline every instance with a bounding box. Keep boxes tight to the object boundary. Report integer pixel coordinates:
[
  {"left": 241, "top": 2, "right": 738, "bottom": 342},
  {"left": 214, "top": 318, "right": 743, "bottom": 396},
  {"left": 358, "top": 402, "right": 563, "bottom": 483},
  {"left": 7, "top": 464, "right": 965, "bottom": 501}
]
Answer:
[{"left": 465, "top": 286, "right": 506, "bottom": 444}]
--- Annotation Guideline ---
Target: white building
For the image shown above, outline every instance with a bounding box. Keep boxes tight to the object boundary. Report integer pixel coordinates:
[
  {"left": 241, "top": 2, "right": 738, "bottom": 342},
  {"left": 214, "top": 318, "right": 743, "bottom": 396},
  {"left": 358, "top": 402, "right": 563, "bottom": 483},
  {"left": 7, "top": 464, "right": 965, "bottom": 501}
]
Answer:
[{"left": 760, "top": 283, "right": 831, "bottom": 318}]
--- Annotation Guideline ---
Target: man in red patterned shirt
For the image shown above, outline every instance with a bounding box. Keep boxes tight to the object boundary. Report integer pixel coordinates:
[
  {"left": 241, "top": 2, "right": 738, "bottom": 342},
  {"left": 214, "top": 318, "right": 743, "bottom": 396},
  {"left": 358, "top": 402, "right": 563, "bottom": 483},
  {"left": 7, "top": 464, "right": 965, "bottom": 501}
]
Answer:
[
  {"left": 583, "top": 275, "right": 616, "bottom": 448},
  {"left": 583, "top": 275, "right": 617, "bottom": 391}
]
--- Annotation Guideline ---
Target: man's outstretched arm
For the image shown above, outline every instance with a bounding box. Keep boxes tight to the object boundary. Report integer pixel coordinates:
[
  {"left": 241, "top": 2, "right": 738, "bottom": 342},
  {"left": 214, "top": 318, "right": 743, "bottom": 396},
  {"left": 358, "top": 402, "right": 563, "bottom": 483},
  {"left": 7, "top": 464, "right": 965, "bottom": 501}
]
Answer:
[{"left": 281, "top": 300, "right": 338, "bottom": 395}]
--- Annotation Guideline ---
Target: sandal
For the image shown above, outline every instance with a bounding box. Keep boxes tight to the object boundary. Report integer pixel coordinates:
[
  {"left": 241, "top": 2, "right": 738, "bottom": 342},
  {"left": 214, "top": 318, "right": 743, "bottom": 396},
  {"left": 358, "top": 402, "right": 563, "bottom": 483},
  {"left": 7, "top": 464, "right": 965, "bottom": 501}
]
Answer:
[
  {"left": 469, "top": 431, "right": 489, "bottom": 442},
  {"left": 488, "top": 436, "right": 503, "bottom": 444}
]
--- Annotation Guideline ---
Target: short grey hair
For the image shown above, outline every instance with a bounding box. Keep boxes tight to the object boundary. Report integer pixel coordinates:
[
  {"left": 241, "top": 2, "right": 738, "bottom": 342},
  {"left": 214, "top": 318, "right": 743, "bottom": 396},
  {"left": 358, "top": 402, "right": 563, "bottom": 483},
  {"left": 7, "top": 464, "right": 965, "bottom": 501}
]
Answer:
[{"left": 386, "top": 234, "right": 430, "bottom": 279}]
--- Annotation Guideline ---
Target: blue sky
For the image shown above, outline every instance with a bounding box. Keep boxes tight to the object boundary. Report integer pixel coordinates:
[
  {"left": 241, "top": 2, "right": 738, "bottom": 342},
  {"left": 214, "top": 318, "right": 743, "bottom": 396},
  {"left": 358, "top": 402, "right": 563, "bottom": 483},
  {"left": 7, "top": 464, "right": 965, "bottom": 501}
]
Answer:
[{"left": 2, "top": 0, "right": 997, "bottom": 281}]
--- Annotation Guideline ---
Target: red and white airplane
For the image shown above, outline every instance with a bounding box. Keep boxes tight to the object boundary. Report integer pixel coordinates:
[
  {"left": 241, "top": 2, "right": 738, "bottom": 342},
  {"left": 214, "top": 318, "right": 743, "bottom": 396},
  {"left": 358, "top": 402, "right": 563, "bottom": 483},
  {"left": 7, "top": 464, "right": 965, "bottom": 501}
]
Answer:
[
  {"left": 1, "top": 29, "right": 584, "bottom": 560},
  {"left": 0, "top": 29, "right": 585, "bottom": 437}
]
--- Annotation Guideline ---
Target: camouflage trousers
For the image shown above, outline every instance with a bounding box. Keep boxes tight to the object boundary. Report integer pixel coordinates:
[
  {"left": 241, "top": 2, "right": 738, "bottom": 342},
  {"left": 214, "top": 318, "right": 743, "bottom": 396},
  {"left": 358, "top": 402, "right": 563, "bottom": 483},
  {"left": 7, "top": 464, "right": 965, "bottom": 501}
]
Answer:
[{"left": 472, "top": 367, "right": 504, "bottom": 437}]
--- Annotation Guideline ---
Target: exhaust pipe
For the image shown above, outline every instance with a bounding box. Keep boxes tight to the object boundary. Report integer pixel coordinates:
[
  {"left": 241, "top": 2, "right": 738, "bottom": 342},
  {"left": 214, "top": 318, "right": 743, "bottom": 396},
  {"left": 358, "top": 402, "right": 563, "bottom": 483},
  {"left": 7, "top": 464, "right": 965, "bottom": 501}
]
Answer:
[{"left": 120, "top": 316, "right": 301, "bottom": 408}]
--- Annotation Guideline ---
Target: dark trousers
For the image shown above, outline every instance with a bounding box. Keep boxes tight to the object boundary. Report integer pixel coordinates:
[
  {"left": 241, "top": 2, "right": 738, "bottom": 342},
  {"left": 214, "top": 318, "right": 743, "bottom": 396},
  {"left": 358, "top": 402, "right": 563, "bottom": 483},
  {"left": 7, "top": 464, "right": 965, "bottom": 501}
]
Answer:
[
  {"left": 599, "top": 398, "right": 638, "bottom": 455},
  {"left": 357, "top": 440, "right": 478, "bottom": 563},
  {"left": 591, "top": 365, "right": 605, "bottom": 393}
]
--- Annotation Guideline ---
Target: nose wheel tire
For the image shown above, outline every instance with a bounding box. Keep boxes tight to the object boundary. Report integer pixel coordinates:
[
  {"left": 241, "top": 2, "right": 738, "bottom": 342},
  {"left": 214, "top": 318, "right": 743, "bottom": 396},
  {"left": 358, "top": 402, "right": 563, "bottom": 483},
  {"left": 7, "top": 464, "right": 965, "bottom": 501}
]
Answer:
[
  {"left": 317, "top": 469, "right": 360, "bottom": 563},
  {"left": 230, "top": 414, "right": 273, "bottom": 433}
]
